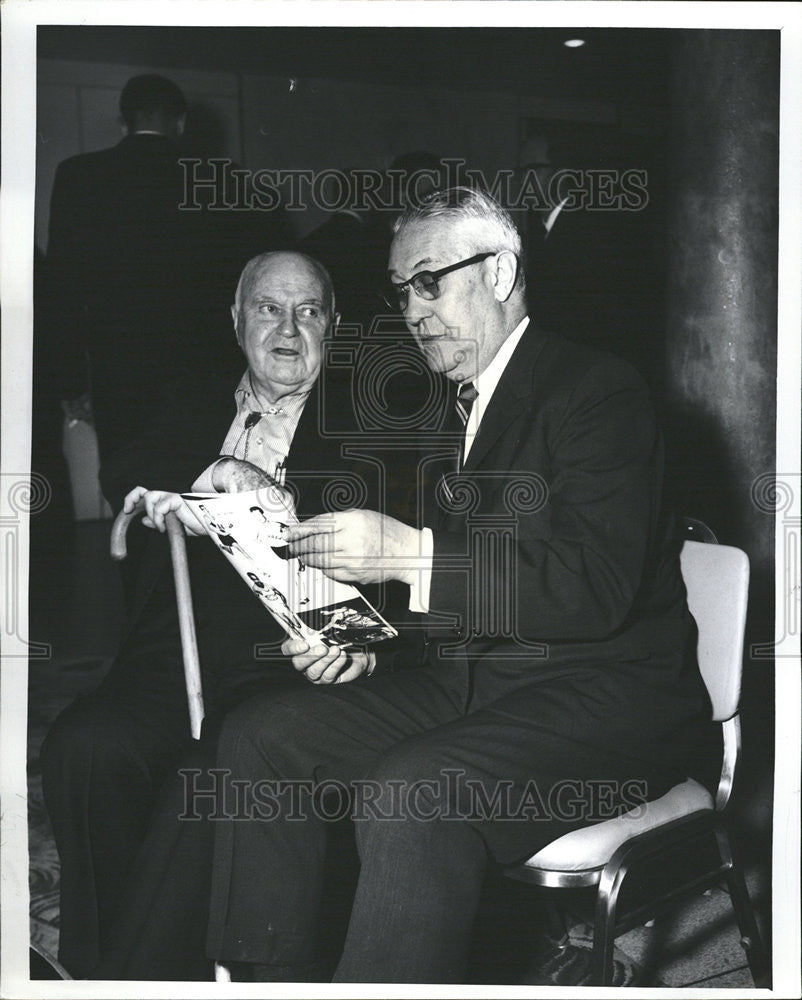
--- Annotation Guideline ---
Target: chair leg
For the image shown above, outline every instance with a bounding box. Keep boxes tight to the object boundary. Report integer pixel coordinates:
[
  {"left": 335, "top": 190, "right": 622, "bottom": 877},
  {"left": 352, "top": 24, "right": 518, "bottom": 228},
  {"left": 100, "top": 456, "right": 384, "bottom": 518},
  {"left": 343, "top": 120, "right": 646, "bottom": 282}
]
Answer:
[
  {"left": 591, "top": 868, "right": 624, "bottom": 985},
  {"left": 544, "top": 898, "right": 570, "bottom": 950},
  {"left": 715, "top": 825, "right": 770, "bottom": 988}
]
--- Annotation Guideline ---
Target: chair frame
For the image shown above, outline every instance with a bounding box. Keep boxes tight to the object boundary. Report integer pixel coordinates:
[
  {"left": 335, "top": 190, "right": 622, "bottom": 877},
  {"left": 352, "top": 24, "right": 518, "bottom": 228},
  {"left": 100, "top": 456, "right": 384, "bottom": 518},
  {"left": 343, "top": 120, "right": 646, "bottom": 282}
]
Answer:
[{"left": 504, "top": 537, "right": 770, "bottom": 988}]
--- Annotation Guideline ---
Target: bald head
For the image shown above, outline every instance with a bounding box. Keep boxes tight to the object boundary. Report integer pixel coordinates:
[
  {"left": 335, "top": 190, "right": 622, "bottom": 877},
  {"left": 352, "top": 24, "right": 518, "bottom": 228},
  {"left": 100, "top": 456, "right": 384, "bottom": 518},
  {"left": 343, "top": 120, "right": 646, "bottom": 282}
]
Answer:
[
  {"left": 234, "top": 252, "right": 336, "bottom": 321},
  {"left": 232, "top": 252, "right": 339, "bottom": 403}
]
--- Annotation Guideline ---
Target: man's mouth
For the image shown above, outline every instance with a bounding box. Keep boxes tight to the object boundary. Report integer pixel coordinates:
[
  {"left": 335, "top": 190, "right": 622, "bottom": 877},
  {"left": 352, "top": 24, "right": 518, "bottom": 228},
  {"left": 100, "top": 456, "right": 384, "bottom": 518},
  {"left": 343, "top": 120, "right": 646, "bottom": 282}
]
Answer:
[
  {"left": 273, "top": 347, "right": 300, "bottom": 357},
  {"left": 416, "top": 325, "right": 443, "bottom": 343}
]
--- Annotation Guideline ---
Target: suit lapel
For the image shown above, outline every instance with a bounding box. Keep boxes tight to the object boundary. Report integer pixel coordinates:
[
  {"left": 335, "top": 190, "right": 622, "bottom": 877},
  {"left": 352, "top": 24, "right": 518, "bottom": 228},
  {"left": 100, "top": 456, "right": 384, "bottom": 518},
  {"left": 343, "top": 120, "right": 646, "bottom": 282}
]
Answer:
[
  {"left": 462, "top": 324, "right": 546, "bottom": 474},
  {"left": 282, "top": 374, "right": 356, "bottom": 516},
  {"left": 279, "top": 386, "right": 324, "bottom": 516}
]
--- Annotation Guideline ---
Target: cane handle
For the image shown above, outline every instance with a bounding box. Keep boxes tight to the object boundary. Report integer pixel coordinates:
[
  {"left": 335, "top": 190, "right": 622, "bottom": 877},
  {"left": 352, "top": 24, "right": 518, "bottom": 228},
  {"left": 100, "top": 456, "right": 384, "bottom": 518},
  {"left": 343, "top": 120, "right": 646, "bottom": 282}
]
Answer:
[{"left": 110, "top": 501, "right": 145, "bottom": 561}]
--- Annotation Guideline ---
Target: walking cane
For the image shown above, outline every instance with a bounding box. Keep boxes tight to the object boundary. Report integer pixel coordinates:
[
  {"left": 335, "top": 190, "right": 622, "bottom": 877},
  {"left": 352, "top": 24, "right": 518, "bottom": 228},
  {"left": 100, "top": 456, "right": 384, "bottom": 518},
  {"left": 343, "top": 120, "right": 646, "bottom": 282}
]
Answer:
[
  {"left": 111, "top": 505, "right": 205, "bottom": 740},
  {"left": 111, "top": 505, "right": 231, "bottom": 981}
]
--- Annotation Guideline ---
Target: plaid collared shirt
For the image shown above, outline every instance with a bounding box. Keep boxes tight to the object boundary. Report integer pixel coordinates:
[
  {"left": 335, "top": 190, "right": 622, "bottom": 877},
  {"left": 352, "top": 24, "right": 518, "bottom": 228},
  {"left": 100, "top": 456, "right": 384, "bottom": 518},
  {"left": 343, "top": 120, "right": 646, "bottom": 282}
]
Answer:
[{"left": 191, "top": 371, "right": 311, "bottom": 492}]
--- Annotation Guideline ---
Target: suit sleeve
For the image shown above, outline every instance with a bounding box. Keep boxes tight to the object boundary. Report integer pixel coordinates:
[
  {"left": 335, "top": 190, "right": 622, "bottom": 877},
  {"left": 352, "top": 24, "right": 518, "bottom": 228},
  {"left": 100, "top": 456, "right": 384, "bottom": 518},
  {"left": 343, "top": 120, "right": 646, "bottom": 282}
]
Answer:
[{"left": 426, "top": 360, "right": 661, "bottom": 643}]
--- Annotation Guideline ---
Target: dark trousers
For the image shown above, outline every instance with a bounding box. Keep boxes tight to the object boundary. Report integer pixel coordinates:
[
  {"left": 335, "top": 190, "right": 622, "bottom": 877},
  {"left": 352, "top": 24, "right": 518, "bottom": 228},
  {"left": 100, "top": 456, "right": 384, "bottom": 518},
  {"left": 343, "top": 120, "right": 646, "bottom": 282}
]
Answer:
[
  {"left": 40, "top": 610, "right": 303, "bottom": 979},
  {"left": 40, "top": 681, "right": 189, "bottom": 978},
  {"left": 208, "top": 662, "right": 706, "bottom": 984}
]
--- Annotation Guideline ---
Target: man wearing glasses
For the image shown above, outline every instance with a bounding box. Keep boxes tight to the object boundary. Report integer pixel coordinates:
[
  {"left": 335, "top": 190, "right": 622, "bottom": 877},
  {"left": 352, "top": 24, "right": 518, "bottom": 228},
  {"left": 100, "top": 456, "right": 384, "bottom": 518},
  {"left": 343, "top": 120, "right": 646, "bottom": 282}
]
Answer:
[{"left": 204, "top": 187, "right": 716, "bottom": 983}]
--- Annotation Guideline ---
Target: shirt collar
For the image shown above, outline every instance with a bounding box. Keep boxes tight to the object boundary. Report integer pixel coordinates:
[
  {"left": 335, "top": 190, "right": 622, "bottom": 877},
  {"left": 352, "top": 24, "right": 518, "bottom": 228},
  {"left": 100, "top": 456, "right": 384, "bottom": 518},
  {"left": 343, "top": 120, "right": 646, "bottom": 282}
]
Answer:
[
  {"left": 473, "top": 315, "right": 530, "bottom": 409},
  {"left": 235, "top": 371, "right": 312, "bottom": 416}
]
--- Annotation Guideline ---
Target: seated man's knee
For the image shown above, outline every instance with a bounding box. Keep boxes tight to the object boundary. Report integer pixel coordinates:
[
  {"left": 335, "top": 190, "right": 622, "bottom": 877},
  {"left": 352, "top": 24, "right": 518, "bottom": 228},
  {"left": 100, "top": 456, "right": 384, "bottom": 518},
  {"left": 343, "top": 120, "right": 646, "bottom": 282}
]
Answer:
[
  {"left": 220, "top": 688, "right": 313, "bottom": 757},
  {"left": 352, "top": 744, "right": 448, "bottom": 835},
  {"left": 41, "top": 696, "right": 155, "bottom": 792}
]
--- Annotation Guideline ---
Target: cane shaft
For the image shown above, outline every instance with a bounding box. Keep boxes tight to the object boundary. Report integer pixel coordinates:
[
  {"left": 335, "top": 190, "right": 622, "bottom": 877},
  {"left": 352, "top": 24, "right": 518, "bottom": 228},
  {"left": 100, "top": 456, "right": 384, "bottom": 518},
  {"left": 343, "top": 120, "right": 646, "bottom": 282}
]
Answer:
[{"left": 166, "top": 512, "right": 205, "bottom": 740}]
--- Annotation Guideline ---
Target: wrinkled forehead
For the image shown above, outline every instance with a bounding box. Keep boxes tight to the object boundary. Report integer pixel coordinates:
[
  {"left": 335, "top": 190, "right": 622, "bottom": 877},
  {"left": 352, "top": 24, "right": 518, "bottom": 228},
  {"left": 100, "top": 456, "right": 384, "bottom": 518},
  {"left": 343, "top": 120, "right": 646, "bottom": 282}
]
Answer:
[
  {"left": 244, "top": 257, "right": 329, "bottom": 306},
  {"left": 388, "top": 217, "right": 479, "bottom": 277}
]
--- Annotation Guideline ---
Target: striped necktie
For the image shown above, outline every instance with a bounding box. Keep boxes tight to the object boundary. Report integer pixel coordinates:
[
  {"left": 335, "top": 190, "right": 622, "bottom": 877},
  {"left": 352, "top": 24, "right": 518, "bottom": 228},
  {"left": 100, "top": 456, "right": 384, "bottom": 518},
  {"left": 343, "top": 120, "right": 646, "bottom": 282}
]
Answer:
[
  {"left": 440, "top": 381, "right": 478, "bottom": 507},
  {"left": 454, "top": 382, "right": 478, "bottom": 469}
]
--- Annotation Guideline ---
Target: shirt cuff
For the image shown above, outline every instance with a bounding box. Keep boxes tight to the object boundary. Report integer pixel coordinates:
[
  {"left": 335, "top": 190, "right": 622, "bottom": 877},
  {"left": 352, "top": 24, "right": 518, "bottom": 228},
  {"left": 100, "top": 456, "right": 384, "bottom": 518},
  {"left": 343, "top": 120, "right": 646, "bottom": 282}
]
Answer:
[
  {"left": 191, "top": 459, "right": 223, "bottom": 493},
  {"left": 408, "top": 527, "right": 434, "bottom": 614}
]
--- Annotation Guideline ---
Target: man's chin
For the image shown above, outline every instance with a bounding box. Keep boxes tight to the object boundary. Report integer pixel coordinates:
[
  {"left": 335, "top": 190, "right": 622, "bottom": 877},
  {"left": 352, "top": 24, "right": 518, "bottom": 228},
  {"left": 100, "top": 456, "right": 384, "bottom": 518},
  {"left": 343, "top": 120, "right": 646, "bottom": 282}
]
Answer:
[
  {"left": 420, "top": 342, "right": 453, "bottom": 373},
  {"left": 421, "top": 346, "right": 470, "bottom": 381}
]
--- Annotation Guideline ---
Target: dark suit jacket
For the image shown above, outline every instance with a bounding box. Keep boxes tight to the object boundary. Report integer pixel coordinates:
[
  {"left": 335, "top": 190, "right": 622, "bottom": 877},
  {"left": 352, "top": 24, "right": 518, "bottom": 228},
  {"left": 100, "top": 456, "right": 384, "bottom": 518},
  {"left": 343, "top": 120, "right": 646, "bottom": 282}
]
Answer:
[
  {"left": 46, "top": 135, "right": 269, "bottom": 461},
  {"left": 100, "top": 369, "right": 410, "bottom": 718},
  {"left": 419, "top": 324, "right": 710, "bottom": 743}
]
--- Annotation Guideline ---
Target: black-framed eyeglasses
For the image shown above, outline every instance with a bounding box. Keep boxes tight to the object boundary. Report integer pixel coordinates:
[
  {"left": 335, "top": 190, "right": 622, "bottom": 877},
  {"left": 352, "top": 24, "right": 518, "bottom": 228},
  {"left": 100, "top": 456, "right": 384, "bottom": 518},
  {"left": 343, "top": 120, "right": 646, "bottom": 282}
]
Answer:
[{"left": 384, "top": 252, "right": 497, "bottom": 311}]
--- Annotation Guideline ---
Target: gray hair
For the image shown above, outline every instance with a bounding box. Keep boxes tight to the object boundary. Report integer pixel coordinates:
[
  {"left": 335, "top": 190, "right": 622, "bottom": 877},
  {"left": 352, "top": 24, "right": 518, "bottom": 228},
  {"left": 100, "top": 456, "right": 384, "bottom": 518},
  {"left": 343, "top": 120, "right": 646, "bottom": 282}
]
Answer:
[
  {"left": 233, "top": 251, "right": 336, "bottom": 318},
  {"left": 391, "top": 185, "right": 523, "bottom": 259}
]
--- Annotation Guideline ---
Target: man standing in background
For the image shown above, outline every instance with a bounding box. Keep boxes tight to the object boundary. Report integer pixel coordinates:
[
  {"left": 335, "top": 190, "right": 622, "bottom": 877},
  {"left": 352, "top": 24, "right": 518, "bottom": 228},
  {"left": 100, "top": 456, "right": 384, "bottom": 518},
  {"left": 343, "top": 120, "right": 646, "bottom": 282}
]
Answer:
[{"left": 45, "top": 74, "right": 270, "bottom": 487}]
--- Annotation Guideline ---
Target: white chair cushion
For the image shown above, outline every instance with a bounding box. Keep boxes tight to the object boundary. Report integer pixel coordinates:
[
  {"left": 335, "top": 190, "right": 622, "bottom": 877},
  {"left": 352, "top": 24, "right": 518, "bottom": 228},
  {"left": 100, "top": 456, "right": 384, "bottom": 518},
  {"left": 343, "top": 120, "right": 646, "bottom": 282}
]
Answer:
[{"left": 523, "top": 778, "right": 714, "bottom": 873}]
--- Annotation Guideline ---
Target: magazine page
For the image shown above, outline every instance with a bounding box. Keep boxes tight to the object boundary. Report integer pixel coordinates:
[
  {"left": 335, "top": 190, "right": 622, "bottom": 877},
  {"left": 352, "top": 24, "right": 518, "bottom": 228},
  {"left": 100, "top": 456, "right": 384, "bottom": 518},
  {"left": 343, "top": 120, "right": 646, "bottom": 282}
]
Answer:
[{"left": 180, "top": 487, "right": 397, "bottom": 648}]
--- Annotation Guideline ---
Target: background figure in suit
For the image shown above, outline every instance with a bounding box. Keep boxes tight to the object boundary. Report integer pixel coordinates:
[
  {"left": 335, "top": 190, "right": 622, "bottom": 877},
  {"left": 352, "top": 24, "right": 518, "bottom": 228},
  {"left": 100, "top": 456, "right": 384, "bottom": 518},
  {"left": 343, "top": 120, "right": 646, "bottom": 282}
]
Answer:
[
  {"left": 40, "top": 252, "right": 407, "bottom": 979},
  {"left": 298, "top": 168, "right": 389, "bottom": 338},
  {"left": 45, "top": 74, "right": 269, "bottom": 489},
  {"left": 204, "top": 187, "right": 719, "bottom": 983},
  {"left": 518, "top": 131, "right": 657, "bottom": 377}
]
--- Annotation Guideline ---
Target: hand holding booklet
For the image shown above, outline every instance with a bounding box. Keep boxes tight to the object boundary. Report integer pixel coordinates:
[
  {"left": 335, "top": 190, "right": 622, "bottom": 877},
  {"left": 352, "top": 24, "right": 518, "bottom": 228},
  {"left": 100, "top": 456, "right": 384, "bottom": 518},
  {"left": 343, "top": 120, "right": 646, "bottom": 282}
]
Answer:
[{"left": 180, "top": 487, "right": 397, "bottom": 649}]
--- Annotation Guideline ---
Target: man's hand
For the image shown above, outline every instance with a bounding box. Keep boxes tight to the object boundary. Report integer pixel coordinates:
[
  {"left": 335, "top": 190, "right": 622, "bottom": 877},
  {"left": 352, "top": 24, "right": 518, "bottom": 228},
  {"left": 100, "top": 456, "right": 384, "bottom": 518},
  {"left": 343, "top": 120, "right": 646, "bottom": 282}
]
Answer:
[
  {"left": 283, "top": 509, "right": 421, "bottom": 586},
  {"left": 212, "top": 457, "right": 280, "bottom": 493},
  {"left": 281, "top": 636, "right": 374, "bottom": 685},
  {"left": 122, "top": 486, "right": 204, "bottom": 535}
]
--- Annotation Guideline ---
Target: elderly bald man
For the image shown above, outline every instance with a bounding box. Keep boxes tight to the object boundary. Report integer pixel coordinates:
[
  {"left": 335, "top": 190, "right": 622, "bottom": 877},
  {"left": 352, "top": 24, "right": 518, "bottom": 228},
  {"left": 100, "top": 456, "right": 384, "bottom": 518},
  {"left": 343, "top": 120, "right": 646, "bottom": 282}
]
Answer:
[{"left": 41, "top": 251, "right": 398, "bottom": 978}]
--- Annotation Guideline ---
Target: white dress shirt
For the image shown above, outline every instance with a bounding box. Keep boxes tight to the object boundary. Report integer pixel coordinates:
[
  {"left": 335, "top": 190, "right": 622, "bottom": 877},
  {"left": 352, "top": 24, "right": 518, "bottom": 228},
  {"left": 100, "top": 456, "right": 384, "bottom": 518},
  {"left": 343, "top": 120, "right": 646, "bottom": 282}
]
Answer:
[{"left": 410, "top": 315, "right": 531, "bottom": 613}]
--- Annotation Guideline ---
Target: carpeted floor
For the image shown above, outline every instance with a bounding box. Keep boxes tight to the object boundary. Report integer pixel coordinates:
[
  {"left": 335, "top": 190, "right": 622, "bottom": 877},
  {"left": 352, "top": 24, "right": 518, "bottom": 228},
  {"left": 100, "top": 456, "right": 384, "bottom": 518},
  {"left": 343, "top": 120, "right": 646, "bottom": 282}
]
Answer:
[{"left": 26, "top": 521, "right": 765, "bottom": 987}]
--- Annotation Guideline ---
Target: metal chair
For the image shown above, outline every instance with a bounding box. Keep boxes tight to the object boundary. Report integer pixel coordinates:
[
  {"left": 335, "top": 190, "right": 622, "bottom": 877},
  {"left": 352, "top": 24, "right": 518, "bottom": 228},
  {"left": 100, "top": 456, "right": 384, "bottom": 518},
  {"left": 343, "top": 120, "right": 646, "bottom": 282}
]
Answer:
[{"left": 504, "top": 536, "right": 770, "bottom": 987}]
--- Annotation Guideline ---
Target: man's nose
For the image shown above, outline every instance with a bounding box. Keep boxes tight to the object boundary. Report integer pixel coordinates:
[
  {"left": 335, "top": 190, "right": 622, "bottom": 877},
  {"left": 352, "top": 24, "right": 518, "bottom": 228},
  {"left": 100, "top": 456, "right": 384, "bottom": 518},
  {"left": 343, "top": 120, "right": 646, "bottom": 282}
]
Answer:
[
  {"left": 402, "top": 291, "right": 430, "bottom": 326},
  {"left": 277, "top": 312, "right": 300, "bottom": 336}
]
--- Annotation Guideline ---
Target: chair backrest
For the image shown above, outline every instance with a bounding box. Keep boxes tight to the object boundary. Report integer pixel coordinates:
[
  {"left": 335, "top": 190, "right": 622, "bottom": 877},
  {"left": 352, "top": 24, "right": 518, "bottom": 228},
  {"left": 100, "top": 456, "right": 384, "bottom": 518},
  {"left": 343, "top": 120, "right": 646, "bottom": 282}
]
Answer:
[{"left": 679, "top": 540, "right": 750, "bottom": 722}]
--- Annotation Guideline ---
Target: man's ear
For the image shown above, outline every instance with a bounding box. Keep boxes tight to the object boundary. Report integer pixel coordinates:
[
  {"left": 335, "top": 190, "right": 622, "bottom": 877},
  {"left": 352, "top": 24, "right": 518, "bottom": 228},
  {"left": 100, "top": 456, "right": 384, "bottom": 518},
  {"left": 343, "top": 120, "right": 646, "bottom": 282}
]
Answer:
[
  {"left": 231, "top": 304, "right": 241, "bottom": 346},
  {"left": 492, "top": 251, "right": 519, "bottom": 303}
]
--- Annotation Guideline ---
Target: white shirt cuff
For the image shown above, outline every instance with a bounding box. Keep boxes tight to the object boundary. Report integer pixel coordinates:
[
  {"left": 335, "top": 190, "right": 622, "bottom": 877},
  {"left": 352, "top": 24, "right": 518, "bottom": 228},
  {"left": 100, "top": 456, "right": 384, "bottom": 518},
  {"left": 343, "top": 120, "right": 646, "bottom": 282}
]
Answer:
[{"left": 408, "top": 527, "right": 434, "bottom": 614}]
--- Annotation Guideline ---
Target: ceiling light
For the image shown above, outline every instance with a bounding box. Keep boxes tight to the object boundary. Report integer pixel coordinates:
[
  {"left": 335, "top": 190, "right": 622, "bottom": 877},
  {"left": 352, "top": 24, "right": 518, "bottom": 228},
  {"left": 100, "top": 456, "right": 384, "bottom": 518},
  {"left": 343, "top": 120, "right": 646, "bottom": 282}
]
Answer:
[{"left": 563, "top": 39, "right": 586, "bottom": 49}]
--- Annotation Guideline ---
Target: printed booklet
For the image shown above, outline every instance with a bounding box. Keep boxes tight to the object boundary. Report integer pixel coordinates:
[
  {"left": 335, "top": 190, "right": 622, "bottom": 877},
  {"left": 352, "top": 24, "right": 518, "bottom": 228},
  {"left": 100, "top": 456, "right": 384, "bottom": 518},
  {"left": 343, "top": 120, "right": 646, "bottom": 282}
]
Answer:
[{"left": 180, "top": 486, "right": 397, "bottom": 649}]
